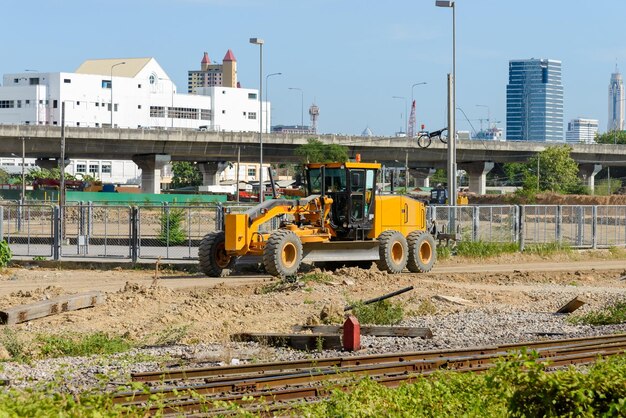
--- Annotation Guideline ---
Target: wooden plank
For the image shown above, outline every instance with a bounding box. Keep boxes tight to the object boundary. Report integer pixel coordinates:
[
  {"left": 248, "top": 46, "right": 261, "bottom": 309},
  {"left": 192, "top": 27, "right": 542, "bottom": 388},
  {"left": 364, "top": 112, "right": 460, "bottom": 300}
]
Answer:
[
  {"left": 231, "top": 333, "right": 342, "bottom": 350},
  {"left": 556, "top": 296, "right": 586, "bottom": 314},
  {"left": 0, "top": 291, "right": 104, "bottom": 325},
  {"left": 292, "top": 325, "right": 433, "bottom": 338}
]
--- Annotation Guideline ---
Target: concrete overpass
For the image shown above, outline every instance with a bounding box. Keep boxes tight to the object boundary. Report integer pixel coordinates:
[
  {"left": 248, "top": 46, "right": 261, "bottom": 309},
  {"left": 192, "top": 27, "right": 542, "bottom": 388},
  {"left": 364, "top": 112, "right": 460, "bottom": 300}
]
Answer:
[{"left": 1, "top": 125, "right": 625, "bottom": 194}]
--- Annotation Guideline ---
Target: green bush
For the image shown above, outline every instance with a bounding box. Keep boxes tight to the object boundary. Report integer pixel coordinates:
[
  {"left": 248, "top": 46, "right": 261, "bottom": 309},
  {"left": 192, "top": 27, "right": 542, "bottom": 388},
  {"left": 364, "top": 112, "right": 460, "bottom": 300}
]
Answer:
[
  {"left": 158, "top": 208, "right": 187, "bottom": 246},
  {"left": 455, "top": 241, "right": 519, "bottom": 258},
  {"left": 350, "top": 300, "right": 403, "bottom": 325},
  {"left": 37, "top": 332, "right": 132, "bottom": 358},
  {"left": 0, "top": 240, "right": 12, "bottom": 268},
  {"left": 569, "top": 299, "right": 626, "bottom": 326}
]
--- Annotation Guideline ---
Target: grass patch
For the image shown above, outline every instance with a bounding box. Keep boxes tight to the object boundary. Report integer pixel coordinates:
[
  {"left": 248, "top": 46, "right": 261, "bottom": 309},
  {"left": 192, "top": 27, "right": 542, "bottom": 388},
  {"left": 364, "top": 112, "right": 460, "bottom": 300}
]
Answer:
[
  {"left": 152, "top": 324, "right": 190, "bottom": 346},
  {"left": 608, "top": 246, "right": 626, "bottom": 258},
  {"left": 409, "top": 299, "right": 437, "bottom": 316},
  {"left": 455, "top": 241, "right": 519, "bottom": 258},
  {"left": 523, "top": 242, "right": 571, "bottom": 256},
  {"left": 0, "top": 329, "right": 28, "bottom": 362},
  {"left": 569, "top": 299, "right": 626, "bottom": 325},
  {"left": 300, "top": 272, "right": 334, "bottom": 284},
  {"left": 436, "top": 244, "right": 452, "bottom": 260},
  {"left": 350, "top": 300, "right": 403, "bottom": 325},
  {"left": 37, "top": 332, "right": 133, "bottom": 358}
]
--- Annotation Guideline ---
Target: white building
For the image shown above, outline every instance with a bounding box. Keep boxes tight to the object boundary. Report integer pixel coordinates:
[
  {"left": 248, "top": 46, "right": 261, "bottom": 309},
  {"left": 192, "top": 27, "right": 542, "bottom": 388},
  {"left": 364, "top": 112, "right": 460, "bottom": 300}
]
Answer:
[
  {"left": 0, "top": 57, "right": 268, "bottom": 186},
  {"left": 608, "top": 68, "right": 624, "bottom": 131},
  {"left": 566, "top": 118, "right": 598, "bottom": 144}
]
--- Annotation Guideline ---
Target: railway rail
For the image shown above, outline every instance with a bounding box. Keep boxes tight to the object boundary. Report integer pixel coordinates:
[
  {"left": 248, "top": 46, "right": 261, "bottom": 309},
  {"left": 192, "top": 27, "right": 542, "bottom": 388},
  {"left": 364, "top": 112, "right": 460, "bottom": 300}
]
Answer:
[{"left": 113, "top": 333, "right": 626, "bottom": 416}]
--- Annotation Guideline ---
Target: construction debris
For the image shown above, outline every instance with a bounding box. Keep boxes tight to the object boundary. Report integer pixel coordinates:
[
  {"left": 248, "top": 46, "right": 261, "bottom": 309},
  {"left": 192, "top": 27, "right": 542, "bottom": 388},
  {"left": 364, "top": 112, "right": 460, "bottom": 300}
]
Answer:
[
  {"left": 231, "top": 333, "right": 342, "bottom": 350},
  {"left": 434, "top": 295, "right": 476, "bottom": 306},
  {"left": 0, "top": 291, "right": 104, "bottom": 325},
  {"left": 344, "top": 286, "right": 414, "bottom": 311},
  {"left": 293, "top": 325, "right": 433, "bottom": 339},
  {"left": 556, "top": 296, "right": 586, "bottom": 314}
]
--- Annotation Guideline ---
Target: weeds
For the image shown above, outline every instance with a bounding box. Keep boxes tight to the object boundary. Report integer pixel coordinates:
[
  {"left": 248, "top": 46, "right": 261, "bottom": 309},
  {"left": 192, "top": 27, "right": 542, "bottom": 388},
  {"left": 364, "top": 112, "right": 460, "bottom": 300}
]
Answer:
[
  {"left": 455, "top": 241, "right": 519, "bottom": 258},
  {"left": 569, "top": 299, "right": 626, "bottom": 325},
  {"left": 350, "top": 300, "right": 404, "bottom": 325},
  {"left": 300, "top": 272, "right": 334, "bottom": 284},
  {"left": 409, "top": 299, "right": 437, "bottom": 316},
  {"left": 523, "top": 242, "right": 571, "bottom": 256},
  {"left": 152, "top": 324, "right": 190, "bottom": 346},
  {"left": 436, "top": 244, "right": 452, "bottom": 260},
  {"left": 0, "top": 329, "right": 27, "bottom": 362},
  {"left": 0, "top": 240, "right": 11, "bottom": 268},
  {"left": 37, "top": 332, "right": 133, "bottom": 358}
]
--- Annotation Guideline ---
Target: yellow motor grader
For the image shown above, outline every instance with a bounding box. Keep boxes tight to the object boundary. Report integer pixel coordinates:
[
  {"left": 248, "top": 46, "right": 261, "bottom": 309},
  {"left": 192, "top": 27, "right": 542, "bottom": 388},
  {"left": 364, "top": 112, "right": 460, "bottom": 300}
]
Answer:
[{"left": 198, "top": 161, "right": 436, "bottom": 277}]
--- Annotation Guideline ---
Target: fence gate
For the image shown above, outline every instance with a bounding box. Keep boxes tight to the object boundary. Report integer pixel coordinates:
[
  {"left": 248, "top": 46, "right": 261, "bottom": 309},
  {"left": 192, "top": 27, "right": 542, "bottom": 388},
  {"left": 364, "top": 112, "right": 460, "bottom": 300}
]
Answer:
[{"left": 0, "top": 204, "right": 54, "bottom": 257}]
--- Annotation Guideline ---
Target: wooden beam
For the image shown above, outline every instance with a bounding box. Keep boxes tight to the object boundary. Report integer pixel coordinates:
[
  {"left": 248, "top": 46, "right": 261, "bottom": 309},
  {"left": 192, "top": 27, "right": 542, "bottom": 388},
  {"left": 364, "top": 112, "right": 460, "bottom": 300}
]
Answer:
[
  {"left": 0, "top": 291, "right": 104, "bottom": 325},
  {"left": 556, "top": 296, "right": 586, "bottom": 314},
  {"left": 293, "top": 325, "right": 433, "bottom": 338},
  {"left": 231, "top": 333, "right": 342, "bottom": 350}
]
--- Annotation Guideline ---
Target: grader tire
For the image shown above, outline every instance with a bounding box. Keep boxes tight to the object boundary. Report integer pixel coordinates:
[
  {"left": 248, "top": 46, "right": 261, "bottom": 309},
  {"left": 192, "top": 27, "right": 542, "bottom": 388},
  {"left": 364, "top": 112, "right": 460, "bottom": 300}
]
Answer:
[
  {"left": 263, "top": 230, "right": 303, "bottom": 277},
  {"left": 376, "top": 230, "right": 408, "bottom": 274},
  {"left": 198, "top": 231, "right": 234, "bottom": 277},
  {"left": 407, "top": 231, "right": 436, "bottom": 273}
]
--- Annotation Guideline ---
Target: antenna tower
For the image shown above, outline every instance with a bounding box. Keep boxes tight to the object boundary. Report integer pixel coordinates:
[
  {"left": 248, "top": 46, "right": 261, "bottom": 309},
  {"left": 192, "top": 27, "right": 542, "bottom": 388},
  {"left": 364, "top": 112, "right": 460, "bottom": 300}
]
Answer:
[{"left": 309, "top": 103, "right": 319, "bottom": 133}]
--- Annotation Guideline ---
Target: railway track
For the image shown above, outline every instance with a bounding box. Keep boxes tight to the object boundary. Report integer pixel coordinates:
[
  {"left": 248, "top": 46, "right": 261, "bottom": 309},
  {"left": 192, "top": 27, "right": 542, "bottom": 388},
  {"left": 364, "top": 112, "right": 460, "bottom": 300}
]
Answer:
[{"left": 113, "top": 333, "right": 626, "bottom": 416}]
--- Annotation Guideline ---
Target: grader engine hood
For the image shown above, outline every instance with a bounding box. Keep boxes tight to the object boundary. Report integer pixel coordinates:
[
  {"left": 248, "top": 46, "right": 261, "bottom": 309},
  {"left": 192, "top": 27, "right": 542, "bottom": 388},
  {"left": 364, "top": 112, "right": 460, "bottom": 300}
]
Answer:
[{"left": 225, "top": 213, "right": 248, "bottom": 252}]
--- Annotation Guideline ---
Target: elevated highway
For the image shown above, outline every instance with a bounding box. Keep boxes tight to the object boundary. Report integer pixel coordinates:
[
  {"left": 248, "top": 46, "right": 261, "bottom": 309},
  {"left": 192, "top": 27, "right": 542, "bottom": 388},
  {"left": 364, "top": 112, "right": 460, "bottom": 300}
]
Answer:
[{"left": 0, "top": 125, "right": 624, "bottom": 193}]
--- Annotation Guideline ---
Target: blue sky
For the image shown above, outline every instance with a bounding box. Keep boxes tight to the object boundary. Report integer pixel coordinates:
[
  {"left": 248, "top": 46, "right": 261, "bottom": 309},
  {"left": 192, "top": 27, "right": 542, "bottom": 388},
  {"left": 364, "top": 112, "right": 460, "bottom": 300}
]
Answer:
[{"left": 2, "top": 0, "right": 625, "bottom": 136}]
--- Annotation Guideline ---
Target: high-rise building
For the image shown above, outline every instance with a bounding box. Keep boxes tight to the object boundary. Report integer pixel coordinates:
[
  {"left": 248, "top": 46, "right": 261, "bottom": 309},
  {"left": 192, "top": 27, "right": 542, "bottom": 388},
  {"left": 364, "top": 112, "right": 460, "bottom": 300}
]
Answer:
[
  {"left": 608, "top": 67, "right": 624, "bottom": 131},
  {"left": 566, "top": 118, "right": 598, "bottom": 144},
  {"left": 187, "top": 50, "right": 238, "bottom": 94},
  {"left": 506, "top": 58, "right": 564, "bottom": 141}
]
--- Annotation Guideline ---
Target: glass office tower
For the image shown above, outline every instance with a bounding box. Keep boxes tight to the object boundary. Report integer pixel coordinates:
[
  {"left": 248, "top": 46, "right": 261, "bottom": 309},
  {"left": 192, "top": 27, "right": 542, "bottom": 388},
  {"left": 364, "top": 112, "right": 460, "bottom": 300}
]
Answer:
[{"left": 506, "top": 59, "right": 564, "bottom": 141}]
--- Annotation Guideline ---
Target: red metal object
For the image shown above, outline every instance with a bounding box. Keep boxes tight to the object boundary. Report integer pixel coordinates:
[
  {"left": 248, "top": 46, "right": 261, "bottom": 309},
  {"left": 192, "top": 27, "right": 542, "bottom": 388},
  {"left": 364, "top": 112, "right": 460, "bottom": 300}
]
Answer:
[{"left": 343, "top": 315, "right": 360, "bottom": 351}]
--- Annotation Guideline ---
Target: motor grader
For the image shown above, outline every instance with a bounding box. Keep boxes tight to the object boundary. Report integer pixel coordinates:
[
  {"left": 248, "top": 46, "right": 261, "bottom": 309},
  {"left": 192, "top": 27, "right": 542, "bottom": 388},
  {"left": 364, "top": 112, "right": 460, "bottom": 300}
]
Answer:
[{"left": 198, "top": 161, "right": 436, "bottom": 277}]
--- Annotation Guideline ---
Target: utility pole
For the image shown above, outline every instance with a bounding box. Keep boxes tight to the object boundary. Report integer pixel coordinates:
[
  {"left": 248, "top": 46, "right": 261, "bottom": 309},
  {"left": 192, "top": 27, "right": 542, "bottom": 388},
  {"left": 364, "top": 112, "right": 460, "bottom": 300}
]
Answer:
[{"left": 60, "top": 102, "right": 66, "bottom": 209}]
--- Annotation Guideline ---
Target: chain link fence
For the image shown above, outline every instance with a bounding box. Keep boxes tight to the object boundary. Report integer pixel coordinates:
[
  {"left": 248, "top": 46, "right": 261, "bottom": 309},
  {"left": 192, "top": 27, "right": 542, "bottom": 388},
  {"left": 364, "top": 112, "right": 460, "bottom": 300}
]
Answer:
[{"left": 2, "top": 202, "right": 626, "bottom": 262}]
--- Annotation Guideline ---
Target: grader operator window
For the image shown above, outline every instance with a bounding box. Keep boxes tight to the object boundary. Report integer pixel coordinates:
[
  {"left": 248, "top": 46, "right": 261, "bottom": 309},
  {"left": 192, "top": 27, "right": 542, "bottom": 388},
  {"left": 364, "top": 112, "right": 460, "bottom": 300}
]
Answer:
[{"left": 307, "top": 168, "right": 346, "bottom": 194}]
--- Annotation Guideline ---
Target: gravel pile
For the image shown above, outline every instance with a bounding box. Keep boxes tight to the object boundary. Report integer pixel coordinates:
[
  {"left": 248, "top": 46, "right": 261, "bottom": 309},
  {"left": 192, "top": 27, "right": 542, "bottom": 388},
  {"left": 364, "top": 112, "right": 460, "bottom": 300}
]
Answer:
[{"left": 1, "top": 308, "right": 624, "bottom": 394}]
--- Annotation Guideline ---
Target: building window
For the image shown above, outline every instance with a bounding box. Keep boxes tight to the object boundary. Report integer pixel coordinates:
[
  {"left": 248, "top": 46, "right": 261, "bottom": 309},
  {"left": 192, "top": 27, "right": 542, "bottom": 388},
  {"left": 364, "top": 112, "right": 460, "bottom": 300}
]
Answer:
[
  {"left": 96, "top": 102, "right": 99, "bottom": 107},
  {"left": 89, "top": 164, "right": 99, "bottom": 174},
  {"left": 64, "top": 79, "right": 71, "bottom": 83},
  {"left": 247, "top": 168, "right": 256, "bottom": 177},
  {"left": 222, "top": 110, "right": 225, "bottom": 114},
  {"left": 200, "top": 109, "right": 211, "bottom": 120},
  {"left": 0, "top": 101, "right": 15, "bottom": 109},
  {"left": 248, "top": 112, "right": 257, "bottom": 120},
  {"left": 102, "top": 80, "right": 112, "bottom": 89},
  {"left": 17, "top": 100, "right": 21, "bottom": 108},
  {"left": 76, "top": 101, "right": 80, "bottom": 105},
  {"left": 76, "top": 122, "right": 80, "bottom": 126},
  {"left": 29, "top": 78, "right": 40, "bottom": 85},
  {"left": 248, "top": 93, "right": 257, "bottom": 99},
  {"left": 150, "top": 106, "right": 165, "bottom": 117},
  {"left": 138, "top": 105, "right": 142, "bottom": 109},
  {"left": 101, "top": 163, "right": 112, "bottom": 174},
  {"left": 138, "top": 84, "right": 142, "bottom": 88},
  {"left": 13, "top": 78, "right": 18, "bottom": 83},
  {"left": 76, "top": 163, "right": 86, "bottom": 173},
  {"left": 53, "top": 100, "right": 58, "bottom": 109},
  {"left": 25, "top": 100, "right": 30, "bottom": 105}
]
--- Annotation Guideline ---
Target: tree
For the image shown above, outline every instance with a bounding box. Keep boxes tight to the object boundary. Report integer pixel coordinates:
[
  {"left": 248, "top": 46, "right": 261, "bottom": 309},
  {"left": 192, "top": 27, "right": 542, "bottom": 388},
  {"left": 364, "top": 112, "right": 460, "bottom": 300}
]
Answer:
[
  {"left": 595, "top": 131, "right": 626, "bottom": 145},
  {"left": 171, "top": 162, "right": 202, "bottom": 189},
  {"left": 295, "top": 139, "right": 349, "bottom": 163},
  {"left": 526, "top": 145, "right": 582, "bottom": 194},
  {"left": 26, "top": 168, "right": 76, "bottom": 182}
]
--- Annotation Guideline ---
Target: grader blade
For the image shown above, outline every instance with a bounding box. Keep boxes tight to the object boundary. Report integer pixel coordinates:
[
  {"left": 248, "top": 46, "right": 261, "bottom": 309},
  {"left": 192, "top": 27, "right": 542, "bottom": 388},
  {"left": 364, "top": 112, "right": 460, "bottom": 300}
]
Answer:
[{"left": 301, "top": 241, "right": 380, "bottom": 263}]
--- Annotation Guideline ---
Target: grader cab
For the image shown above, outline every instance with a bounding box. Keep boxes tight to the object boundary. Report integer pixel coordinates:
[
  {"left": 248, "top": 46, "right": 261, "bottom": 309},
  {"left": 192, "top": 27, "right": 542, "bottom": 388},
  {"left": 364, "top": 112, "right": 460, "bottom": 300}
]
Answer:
[{"left": 198, "top": 161, "right": 436, "bottom": 277}]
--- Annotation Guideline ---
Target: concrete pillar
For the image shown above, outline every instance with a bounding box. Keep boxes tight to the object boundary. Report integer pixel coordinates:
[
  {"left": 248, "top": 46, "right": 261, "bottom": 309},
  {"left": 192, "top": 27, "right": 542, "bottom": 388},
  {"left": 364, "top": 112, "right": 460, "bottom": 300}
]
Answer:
[
  {"left": 578, "top": 163, "right": 602, "bottom": 194},
  {"left": 460, "top": 161, "right": 494, "bottom": 195},
  {"left": 36, "top": 158, "right": 70, "bottom": 171},
  {"left": 409, "top": 168, "right": 436, "bottom": 188},
  {"left": 197, "top": 161, "right": 229, "bottom": 186},
  {"left": 132, "top": 154, "right": 171, "bottom": 194}
]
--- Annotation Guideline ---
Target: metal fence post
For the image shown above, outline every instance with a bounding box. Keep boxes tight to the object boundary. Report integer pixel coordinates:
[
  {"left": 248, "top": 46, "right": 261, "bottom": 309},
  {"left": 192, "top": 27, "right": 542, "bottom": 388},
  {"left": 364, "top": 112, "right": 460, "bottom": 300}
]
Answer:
[
  {"left": 518, "top": 205, "right": 525, "bottom": 252},
  {"left": 0, "top": 206, "right": 3, "bottom": 242},
  {"left": 592, "top": 205, "right": 598, "bottom": 249},
  {"left": 556, "top": 205, "right": 562, "bottom": 245},
  {"left": 131, "top": 206, "right": 139, "bottom": 264},
  {"left": 53, "top": 205, "right": 61, "bottom": 260},
  {"left": 472, "top": 206, "right": 479, "bottom": 242},
  {"left": 576, "top": 206, "right": 584, "bottom": 247}
]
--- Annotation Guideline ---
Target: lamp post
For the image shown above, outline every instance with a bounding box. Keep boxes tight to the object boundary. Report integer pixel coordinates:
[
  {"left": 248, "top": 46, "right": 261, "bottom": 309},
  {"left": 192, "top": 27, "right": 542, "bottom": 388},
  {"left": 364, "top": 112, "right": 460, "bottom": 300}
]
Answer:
[
  {"left": 411, "top": 82, "right": 427, "bottom": 103},
  {"left": 288, "top": 87, "right": 304, "bottom": 128},
  {"left": 436, "top": 0, "right": 456, "bottom": 208},
  {"left": 392, "top": 96, "right": 407, "bottom": 135},
  {"left": 110, "top": 62, "right": 126, "bottom": 128},
  {"left": 249, "top": 37, "right": 264, "bottom": 202},
  {"left": 476, "top": 104, "right": 490, "bottom": 130},
  {"left": 265, "top": 72, "right": 282, "bottom": 134}
]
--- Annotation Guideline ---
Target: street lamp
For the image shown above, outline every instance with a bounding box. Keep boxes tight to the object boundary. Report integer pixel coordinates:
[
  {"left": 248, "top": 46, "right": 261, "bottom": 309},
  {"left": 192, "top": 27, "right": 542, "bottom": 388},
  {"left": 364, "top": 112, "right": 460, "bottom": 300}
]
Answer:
[
  {"left": 110, "top": 62, "right": 126, "bottom": 127},
  {"left": 392, "top": 96, "right": 407, "bottom": 135},
  {"left": 249, "top": 37, "right": 264, "bottom": 202},
  {"left": 265, "top": 72, "right": 282, "bottom": 134},
  {"left": 288, "top": 87, "right": 304, "bottom": 128},
  {"left": 436, "top": 0, "right": 457, "bottom": 207},
  {"left": 476, "top": 104, "right": 490, "bottom": 130},
  {"left": 411, "top": 82, "right": 427, "bottom": 103}
]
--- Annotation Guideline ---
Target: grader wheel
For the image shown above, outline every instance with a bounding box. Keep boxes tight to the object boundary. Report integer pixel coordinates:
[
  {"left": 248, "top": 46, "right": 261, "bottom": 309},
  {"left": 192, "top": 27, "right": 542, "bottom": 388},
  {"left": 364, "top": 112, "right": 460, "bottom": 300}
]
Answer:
[
  {"left": 263, "top": 230, "right": 303, "bottom": 277},
  {"left": 376, "top": 230, "right": 408, "bottom": 274},
  {"left": 198, "top": 231, "right": 234, "bottom": 277},
  {"left": 407, "top": 231, "right": 436, "bottom": 273}
]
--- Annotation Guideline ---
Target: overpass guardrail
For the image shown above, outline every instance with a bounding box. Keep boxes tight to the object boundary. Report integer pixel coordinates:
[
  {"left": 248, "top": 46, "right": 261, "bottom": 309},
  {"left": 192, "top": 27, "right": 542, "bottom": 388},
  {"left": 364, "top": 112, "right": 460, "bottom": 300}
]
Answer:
[{"left": 1, "top": 203, "right": 625, "bottom": 263}]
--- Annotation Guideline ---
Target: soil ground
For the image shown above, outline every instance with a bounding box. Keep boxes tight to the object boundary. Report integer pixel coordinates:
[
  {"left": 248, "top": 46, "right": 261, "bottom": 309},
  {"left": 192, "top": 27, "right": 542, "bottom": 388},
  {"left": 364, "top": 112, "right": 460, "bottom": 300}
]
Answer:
[{"left": 0, "top": 250, "right": 624, "bottom": 352}]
